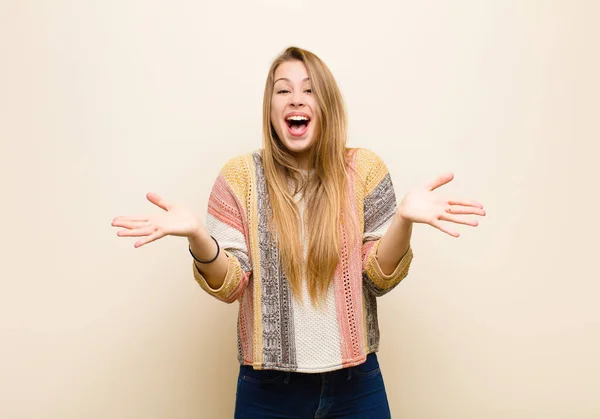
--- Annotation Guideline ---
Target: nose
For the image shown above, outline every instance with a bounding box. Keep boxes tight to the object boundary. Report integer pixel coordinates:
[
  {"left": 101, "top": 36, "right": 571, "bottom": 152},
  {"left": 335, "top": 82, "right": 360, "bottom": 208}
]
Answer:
[{"left": 290, "top": 91, "right": 305, "bottom": 107}]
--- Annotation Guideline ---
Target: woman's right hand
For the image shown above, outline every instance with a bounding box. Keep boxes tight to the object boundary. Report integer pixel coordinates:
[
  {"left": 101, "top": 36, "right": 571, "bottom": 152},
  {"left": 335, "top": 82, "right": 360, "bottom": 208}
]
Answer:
[{"left": 111, "top": 192, "right": 203, "bottom": 248}]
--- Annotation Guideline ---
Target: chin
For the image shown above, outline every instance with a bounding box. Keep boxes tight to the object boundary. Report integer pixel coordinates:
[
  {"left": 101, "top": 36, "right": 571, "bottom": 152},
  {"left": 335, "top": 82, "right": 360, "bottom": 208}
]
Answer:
[
  {"left": 283, "top": 138, "right": 312, "bottom": 152},
  {"left": 281, "top": 136, "right": 315, "bottom": 156}
]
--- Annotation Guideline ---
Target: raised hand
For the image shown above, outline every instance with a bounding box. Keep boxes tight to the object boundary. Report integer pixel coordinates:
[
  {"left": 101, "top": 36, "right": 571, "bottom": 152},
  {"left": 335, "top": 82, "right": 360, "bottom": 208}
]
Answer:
[
  {"left": 111, "top": 192, "right": 202, "bottom": 248},
  {"left": 398, "top": 173, "right": 485, "bottom": 237}
]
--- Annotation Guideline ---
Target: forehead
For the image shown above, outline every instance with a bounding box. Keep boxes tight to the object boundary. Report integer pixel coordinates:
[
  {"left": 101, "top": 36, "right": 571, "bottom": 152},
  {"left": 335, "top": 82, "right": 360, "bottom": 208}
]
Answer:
[{"left": 274, "top": 60, "right": 309, "bottom": 82}]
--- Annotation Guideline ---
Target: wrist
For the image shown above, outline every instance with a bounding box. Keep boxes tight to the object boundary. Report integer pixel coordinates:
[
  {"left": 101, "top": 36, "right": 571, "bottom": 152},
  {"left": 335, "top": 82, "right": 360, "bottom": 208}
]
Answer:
[
  {"left": 187, "top": 226, "right": 206, "bottom": 242},
  {"left": 395, "top": 206, "right": 412, "bottom": 226}
]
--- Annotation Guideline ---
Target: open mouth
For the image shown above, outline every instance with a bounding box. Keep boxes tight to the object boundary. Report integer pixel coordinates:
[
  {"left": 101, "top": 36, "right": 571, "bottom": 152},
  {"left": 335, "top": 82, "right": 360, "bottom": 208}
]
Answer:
[{"left": 285, "top": 115, "right": 311, "bottom": 137}]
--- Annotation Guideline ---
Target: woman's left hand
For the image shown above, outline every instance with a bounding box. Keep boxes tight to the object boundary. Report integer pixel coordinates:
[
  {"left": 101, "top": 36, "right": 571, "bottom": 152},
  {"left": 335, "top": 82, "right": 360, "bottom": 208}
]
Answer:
[{"left": 397, "top": 173, "right": 486, "bottom": 237}]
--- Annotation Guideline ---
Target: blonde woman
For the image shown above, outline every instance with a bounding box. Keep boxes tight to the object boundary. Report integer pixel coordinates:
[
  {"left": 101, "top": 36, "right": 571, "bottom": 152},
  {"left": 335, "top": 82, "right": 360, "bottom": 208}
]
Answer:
[{"left": 112, "top": 47, "right": 485, "bottom": 418}]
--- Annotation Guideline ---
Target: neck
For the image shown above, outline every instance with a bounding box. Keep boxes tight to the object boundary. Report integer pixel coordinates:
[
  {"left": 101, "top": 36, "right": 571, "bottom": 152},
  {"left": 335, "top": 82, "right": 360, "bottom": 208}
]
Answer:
[{"left": 291, "top": 152, "right": 310, "bottom": 171}]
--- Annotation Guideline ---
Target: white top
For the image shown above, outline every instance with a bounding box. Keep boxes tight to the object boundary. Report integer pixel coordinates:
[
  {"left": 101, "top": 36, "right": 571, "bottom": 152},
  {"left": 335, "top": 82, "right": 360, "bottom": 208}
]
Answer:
[{"left": 290, "top": 180, "right": 343, "bottom": 371}]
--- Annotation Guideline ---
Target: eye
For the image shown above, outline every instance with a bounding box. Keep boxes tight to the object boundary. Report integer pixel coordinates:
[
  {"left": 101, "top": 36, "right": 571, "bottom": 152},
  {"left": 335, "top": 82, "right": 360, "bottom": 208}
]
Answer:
[
  {"left": 277, "top": 89, "right": 290, "bottom": 94},
  {"left": 304, "top": 89, "right": 312, "bottom": 94}
]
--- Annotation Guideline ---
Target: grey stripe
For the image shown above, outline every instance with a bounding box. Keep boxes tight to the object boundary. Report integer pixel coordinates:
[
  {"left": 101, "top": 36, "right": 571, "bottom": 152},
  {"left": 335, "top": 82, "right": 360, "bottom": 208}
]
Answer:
[
  {"left": 236, "top": 316, "right": 243, "bottom": 364},
  {"left": 363, "top": 173, "right": 396, "bottom": 234},
  {"left": 253, "top": 152, "right": 297, "bottom": 369},
  {"left": 362, "top": 283, "right": 380, "bottom": 349},
  {"left": 228, "top": 248, "right": 251, "bottom": 273}
]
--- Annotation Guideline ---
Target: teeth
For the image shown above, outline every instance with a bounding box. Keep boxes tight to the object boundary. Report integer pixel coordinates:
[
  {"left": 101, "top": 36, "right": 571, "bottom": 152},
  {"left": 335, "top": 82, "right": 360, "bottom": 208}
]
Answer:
[{"left": 286, "top": 115, "right": 309, "bottom": 121}]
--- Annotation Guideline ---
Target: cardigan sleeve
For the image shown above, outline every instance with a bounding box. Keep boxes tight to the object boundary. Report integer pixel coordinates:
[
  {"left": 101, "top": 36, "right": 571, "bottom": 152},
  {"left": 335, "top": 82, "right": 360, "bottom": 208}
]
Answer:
[
  {"left": 193, "top": 156, "right": 253, "bottom": 303},
  {"left": 360, "top": 150, "right": 413, "bottom": 297}
]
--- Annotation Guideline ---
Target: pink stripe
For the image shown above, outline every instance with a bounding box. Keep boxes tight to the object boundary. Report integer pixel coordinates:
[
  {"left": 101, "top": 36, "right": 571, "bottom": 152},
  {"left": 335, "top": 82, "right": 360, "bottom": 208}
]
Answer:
[
  {"left": 334, "top": 160, "right": 366, "bottom": 364},
  {"left": 227, "top": 271, "right": 250, "bottom": 302},
  {"left": 209, "top": 173, "right": 254, "bottom": 362},
  {"left": 362, "top": 241, "right": 376, "bottom": 266},
  {"left": 208, "top": 175, "right": 246, "bottom": 233},
  {"left": 207, "top": 175, "right": 252, "bottom": 266}
]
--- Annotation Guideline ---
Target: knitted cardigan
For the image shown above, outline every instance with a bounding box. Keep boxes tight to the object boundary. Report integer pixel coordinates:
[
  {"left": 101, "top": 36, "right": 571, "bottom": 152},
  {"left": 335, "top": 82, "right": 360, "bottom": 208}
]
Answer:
[{"left": 193, "top": 148, "right": 413, "bottom": 373}]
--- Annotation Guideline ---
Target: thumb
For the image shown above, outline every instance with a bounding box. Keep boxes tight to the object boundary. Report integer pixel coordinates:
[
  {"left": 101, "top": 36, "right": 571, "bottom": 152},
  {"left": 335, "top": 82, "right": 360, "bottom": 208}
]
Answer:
[
  {"left": 146, "top": 192, "right": 171, "bottom": 211},
  {"left": 427, "top": 173, "right": 454, "bottom": 191}
]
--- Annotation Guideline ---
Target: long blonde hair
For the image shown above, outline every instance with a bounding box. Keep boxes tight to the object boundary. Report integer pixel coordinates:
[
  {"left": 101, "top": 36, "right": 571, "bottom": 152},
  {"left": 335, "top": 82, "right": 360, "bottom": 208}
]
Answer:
[{"left": 262, "top": 46, "right": 355, "bottom": 307}]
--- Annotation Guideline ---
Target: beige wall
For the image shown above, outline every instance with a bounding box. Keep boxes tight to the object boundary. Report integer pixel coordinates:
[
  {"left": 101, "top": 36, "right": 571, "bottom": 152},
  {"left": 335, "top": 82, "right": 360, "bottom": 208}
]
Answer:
[{"left": 1, "top": 1, "right": 599, "bottom": 418}]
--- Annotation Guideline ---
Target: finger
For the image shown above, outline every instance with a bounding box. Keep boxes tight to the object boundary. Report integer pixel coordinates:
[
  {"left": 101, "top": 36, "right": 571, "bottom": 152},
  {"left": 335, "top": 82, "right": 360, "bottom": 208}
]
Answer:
[
  {"left": 146, "top": 192, "right": 171, "bottom": 211},
  {"left": 448, "top": 198, "right": 484, "bottom": 209},
  {"left": 431, "top": 220, "right": 460, "bottom": 237},
  {"left": 447, "top": 205, "right": 486, "bottom": 216},
  {"left": 439, "top": 213, "right": 479, "bottom": 227},
  {"left": 112, "top": 216, "right": 149, "bottom": 225},
  {"left": 427, "top": 173, "right": 454, "bottom": 191},
  {"left": 112, "top": 220, "right": 150, "bottom": 229},
  {"left": 134, "top": 229, "right": 165, "bottom": 248},
  {"left": 117, "top": 226, "right": 158, "bottom": 237}
]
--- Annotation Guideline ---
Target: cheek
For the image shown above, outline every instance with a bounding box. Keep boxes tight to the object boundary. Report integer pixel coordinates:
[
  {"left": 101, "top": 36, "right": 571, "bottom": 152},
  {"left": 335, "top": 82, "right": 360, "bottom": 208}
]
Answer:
[
  {"left": 270, "top": 99, "right": 283, "bottom": 124},
  {"left": 309, "top": 99, "right": 319, "bottom": 124},
  {"left": 270, "top": 105, "right": 284, "bottom": 138}
]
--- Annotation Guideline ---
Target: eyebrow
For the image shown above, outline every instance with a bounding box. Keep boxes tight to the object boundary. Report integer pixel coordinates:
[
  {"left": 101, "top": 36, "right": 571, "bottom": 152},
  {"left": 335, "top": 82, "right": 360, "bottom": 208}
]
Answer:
[{"left": 274, "top": 77, "right": 310, "bottom": 84}]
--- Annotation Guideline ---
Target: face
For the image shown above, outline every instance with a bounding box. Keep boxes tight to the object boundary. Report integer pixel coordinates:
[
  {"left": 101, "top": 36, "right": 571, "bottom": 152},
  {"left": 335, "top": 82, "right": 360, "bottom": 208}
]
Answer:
[{"left": 270, "top": 60, "right": 319, "bottom": 167}]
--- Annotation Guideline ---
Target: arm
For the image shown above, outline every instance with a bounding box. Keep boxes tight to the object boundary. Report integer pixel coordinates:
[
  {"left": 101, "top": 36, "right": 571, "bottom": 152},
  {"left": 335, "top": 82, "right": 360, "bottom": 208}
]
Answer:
[
  {"left": 376, "top": 213, "right": 412, "bottom": 276},
  {"left": 361, "top": 151, "right": 414, "bottom": 297},
  {"left": 368, "top": 161, "right": 487, "bottom": 285},
  {"left": 192, "top": 156, "right": 253, "bottom": 303},
  {"left": 188, "top": 228, "right": 229, "bottom": 290},
  {"left": 111, "top": 157, "right": 252, "bottom": 303}
]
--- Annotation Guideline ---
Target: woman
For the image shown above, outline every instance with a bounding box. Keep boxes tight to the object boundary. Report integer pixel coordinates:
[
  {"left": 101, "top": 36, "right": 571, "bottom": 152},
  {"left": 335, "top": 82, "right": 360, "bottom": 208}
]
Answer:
[{"left": 112, "top": 47, "right": 485, "bottom": 418}]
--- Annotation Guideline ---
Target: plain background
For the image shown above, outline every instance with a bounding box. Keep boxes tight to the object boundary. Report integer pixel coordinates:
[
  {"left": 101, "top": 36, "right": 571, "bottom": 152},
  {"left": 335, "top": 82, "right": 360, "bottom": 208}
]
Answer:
[{"left": 1, "top": 1, "right": 599, "bottom": 418}]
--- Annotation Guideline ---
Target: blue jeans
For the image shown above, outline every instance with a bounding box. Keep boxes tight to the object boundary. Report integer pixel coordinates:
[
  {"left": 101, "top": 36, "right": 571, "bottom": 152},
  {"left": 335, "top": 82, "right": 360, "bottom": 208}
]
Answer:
[{"left": 234, "top": 353, "right": 391, "bottom": 418}]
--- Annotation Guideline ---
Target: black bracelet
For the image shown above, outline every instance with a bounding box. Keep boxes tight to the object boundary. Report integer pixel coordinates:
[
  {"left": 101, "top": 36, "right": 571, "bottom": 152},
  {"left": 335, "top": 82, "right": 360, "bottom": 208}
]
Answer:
[{"left": 189, "top": 236, "right": 220, "bottom": 264}]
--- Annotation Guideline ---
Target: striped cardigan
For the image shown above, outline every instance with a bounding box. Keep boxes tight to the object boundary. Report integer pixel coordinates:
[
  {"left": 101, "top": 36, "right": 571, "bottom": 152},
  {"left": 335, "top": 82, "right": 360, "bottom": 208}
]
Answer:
[{"left": 193, "top": 148, "right": 413, "bottom": 373}]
